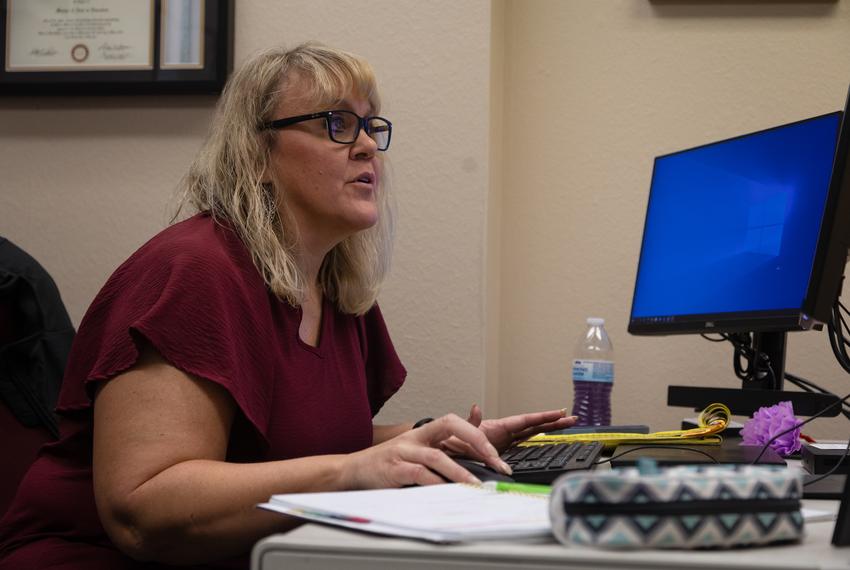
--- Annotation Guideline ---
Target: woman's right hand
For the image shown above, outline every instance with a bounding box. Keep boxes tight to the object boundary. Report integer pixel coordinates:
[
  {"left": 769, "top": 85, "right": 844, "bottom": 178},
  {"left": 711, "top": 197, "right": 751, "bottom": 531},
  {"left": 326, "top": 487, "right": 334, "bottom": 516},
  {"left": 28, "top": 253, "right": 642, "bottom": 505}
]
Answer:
[{"left": 342, "top": 414, "right": 511, "bottom": 489}]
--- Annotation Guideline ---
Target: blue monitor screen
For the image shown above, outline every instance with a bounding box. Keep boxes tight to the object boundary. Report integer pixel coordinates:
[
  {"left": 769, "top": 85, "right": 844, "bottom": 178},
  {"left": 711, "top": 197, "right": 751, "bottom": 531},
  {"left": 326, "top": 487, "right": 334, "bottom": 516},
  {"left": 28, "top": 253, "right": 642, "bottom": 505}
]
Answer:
[{"left": 630, "top": 112, "right": 841, "bottom": 329}]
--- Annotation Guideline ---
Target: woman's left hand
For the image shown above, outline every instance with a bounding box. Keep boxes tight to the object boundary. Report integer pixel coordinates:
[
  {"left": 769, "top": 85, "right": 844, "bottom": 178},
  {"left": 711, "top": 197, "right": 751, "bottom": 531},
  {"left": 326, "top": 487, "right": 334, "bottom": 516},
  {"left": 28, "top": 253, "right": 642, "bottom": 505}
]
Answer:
[{"left": 442, "top": 405, "right": 578, "bottom": 455}]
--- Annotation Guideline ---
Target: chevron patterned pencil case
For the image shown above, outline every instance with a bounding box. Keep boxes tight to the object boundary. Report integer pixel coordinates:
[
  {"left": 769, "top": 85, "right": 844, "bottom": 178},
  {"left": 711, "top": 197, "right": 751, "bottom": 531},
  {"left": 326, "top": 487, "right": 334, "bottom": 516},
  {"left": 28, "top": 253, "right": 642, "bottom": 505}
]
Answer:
[{"left": 549, "top": 463, "right": 804, "bottom": 549}]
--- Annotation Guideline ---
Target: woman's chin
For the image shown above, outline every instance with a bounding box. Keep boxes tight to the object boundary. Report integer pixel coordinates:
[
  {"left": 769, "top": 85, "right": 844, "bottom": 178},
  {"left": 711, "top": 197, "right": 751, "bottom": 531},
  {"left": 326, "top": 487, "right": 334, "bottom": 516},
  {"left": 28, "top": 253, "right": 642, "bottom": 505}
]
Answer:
[
  {"left": 354, "top": 214, "right": 379, "bottom": 232},
  {"left": 335, "top": 215, "right": 378, "bottom": 240},
  {"left": 351, "top": 204, "right": 379, "bottom": 230}
]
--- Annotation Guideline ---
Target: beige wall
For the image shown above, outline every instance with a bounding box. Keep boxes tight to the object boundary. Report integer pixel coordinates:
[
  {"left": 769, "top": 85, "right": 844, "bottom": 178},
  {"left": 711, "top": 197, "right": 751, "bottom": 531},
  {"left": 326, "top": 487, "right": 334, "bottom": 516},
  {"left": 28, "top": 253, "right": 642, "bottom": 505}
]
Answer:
[
  {"left": 2, "top": 1, "right": 849, "bottom": 438},
  {"left": 498, "top": 0, "right": 850, "bottom": 439}
]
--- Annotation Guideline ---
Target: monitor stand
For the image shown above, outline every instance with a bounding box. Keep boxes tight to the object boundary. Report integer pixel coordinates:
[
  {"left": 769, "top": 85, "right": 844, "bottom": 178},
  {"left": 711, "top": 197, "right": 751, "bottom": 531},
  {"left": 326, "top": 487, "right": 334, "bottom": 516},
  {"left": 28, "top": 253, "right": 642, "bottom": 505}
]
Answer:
[
  {"left": 668, "top": 331, "right": 841, "bottom": 417},
  {"left": 668, "top": 385, "right": 840, "bottom": 417}
]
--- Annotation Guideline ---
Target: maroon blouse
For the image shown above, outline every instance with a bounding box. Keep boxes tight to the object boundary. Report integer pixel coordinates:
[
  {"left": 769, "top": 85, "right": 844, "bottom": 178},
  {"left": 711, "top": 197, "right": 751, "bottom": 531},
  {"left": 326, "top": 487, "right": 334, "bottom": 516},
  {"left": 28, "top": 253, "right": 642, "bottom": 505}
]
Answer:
[{"left": 0, "top": 213, "right": 406, "bottom": 569}]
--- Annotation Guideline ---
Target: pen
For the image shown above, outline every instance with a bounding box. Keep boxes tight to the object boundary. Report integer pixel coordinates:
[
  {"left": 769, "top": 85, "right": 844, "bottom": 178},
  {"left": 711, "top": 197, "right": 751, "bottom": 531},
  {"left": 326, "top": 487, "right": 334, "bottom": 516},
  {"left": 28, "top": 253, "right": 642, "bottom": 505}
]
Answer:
[{"left": 482, "top": 481, "right": 552, "bottom": 495}]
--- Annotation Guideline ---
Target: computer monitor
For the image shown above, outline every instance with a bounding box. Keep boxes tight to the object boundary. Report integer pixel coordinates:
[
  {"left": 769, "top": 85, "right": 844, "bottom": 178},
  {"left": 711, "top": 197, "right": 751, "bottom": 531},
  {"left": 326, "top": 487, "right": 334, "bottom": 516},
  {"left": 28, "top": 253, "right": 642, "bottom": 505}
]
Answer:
[{"left": 628, "top": 91, "right": 850, "bottom": 417}]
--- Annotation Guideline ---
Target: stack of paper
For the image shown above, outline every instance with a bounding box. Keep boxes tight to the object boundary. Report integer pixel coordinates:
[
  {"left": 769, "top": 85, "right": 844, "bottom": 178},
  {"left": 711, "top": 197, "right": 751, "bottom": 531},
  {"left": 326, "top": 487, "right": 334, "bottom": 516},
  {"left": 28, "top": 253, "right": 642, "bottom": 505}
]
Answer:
[{"left": 258, "top": 483, "right": 550, "bottom": 543}]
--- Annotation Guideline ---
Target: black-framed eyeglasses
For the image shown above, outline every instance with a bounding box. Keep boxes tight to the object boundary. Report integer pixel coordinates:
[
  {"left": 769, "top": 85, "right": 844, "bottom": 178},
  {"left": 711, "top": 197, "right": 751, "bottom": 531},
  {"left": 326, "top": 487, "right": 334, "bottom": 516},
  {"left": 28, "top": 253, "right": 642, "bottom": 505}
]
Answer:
[{"left": 262, "top": 110, "right": 392, "bottom": 151}]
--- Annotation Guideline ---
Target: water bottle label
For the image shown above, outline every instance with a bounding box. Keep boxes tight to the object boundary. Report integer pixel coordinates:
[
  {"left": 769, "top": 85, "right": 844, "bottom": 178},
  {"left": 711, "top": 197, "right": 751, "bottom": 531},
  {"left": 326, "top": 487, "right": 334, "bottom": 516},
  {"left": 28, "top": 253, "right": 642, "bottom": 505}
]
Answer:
[{"left": 572, "top": 359, "right": 614, "bottom": 383}]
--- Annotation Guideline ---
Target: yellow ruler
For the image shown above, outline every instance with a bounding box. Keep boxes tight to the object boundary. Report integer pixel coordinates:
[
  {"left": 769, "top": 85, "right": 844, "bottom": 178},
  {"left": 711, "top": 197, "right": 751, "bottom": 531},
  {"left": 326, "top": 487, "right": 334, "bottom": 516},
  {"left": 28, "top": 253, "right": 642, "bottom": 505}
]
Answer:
[{"left": 521, "top": 402, "right": 731, "bottom": 449}]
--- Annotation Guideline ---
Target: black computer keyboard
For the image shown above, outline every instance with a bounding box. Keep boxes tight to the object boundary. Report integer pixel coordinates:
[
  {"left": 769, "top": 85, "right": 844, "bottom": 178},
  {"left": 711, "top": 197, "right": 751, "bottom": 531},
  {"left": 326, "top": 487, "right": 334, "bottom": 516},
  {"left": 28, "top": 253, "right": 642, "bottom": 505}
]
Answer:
[{"left": 500, "top": 441, "right": 604, "bottom": 484}]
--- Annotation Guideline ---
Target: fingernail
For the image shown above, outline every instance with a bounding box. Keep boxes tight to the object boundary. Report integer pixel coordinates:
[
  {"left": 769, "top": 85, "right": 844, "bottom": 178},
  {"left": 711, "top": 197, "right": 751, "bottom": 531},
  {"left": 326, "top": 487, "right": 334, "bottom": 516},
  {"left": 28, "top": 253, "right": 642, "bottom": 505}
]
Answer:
[
  {"left": 499, "top": 460, "right": 513, "bottom": 475},
  {"left": 469, "top": 475, "right": 483, "bottom": 485},
  {"left": 568, "top": 415, "right": 579, "bottom": 421},
  {"left": 560, "top": 408, "right": 568, "bottom": 416}
]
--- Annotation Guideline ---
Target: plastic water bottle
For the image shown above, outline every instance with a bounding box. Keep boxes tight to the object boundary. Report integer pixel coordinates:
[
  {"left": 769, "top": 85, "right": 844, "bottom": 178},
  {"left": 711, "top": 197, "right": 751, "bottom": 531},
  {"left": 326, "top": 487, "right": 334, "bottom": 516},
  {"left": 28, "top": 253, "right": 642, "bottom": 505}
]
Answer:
[{"left": 571, "top": 317, "right": 614, "bottom": 426}]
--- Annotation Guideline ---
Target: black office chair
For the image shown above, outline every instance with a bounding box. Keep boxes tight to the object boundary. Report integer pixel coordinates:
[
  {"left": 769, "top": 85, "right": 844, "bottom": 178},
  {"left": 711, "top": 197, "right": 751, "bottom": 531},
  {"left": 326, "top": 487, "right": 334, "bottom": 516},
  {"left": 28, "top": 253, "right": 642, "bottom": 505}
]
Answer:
[{"left": 0, "top": 237, "right": 75, "bottom": 517}]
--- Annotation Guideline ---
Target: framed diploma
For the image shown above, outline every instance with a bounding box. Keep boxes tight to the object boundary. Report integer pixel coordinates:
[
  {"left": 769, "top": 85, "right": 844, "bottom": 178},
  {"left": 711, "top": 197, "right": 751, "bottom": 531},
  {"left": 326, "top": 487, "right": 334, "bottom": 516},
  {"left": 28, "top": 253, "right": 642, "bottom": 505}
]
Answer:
[{"left": 0, "top": 0, "right": 233, "bottom": 95}]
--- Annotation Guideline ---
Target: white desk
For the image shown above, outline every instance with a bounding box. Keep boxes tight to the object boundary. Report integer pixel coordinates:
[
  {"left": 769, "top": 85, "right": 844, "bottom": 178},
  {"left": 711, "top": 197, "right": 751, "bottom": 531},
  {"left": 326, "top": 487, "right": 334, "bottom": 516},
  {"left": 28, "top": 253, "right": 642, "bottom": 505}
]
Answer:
[{"left": 252, "top": 500, "right": 849, "bottom": 570}]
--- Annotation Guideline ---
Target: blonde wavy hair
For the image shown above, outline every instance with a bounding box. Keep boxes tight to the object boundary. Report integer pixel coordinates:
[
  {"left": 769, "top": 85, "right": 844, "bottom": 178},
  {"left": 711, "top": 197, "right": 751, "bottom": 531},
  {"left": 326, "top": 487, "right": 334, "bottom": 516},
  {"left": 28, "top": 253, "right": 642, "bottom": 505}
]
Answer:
[{"left": 175, "top": 43, "right": 395, "bottom": 315}]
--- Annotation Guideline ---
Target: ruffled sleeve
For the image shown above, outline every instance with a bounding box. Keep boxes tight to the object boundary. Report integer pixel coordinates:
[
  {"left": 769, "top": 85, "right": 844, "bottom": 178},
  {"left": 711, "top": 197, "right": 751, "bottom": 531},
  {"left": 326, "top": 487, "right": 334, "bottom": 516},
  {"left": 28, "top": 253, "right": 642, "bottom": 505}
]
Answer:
[
  {"left": 57, "top": 215, "right": 280, "bottom": 445},
  {"left": 357, "top": 304, "right": 406, "bottom": 416}
]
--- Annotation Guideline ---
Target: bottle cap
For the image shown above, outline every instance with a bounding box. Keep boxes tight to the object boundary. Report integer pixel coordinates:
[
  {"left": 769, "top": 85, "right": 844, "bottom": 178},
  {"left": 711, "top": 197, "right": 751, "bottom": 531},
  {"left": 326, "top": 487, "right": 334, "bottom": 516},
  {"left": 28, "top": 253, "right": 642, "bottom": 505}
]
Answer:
[{"left": 587, "top": 317, "right": 605, "bottom": 326}]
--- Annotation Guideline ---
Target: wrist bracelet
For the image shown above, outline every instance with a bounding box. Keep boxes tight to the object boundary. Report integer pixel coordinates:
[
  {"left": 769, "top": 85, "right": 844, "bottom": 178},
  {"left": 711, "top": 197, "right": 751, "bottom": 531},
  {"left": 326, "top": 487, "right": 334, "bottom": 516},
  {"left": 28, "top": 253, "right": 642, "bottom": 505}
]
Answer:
[{"left": 412, "top": 417, "right": 434, "bottom": 429}]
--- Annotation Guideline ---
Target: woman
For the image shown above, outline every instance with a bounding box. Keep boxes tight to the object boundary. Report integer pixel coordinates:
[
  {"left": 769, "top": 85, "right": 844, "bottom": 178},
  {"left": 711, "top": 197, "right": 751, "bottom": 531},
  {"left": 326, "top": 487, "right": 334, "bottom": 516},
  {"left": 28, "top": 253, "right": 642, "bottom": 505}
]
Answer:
[{"left": 0, "top": 43, "right": 576, "bottom": 569}]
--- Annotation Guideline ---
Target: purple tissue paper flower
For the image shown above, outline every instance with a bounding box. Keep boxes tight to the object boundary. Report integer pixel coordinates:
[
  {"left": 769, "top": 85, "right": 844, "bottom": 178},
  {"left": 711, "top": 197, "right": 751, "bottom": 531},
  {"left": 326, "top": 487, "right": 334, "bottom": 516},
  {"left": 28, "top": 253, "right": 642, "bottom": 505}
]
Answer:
[{"left": 740, "top": 401, "right": 802, "bottom": 457}]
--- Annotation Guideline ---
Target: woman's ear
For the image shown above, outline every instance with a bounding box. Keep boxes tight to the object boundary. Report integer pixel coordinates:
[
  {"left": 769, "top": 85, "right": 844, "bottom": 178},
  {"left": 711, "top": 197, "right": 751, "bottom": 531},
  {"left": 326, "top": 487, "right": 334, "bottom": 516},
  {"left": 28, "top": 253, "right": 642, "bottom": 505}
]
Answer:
[
  {"left": 263, "top": 178, "right": 281, "bottom": 212},
  {"left": 259, "top": 147, "right": 275, "bottom": 185}
]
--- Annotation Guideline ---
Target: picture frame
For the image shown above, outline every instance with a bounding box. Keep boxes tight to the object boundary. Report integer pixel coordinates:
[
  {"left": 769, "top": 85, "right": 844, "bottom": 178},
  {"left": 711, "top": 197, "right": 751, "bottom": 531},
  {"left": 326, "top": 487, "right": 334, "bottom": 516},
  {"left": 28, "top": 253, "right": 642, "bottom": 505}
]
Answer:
[{"left": 0, "top": 0, "right": 233, "bottom": 96}]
